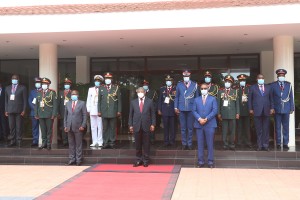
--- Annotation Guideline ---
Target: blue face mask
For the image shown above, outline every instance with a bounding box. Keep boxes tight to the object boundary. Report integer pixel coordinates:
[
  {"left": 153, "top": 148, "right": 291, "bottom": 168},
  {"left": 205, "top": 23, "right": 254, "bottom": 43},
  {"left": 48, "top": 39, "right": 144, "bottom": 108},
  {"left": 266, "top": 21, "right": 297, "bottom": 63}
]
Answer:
[
  {"left": 278, "top": 77, "right": 285, "bottom": 82},
  {"left": 12, "top": 79, "right": 18, "bottom": 85},
  {"left": 205, "top": 77, "right": 211, "bottom": 83},
  {"left": 95, "top": 81, "right": 100, "bottom": 87},
  {"left": 224, "top": 82, "right": 231, "bottom": 88},
  {"left": 257, "top": 79, "right": 264, "bottom": 85},
  {"left": 35, "top": 83, "right": 41, "bottom": 89},
  {"left": 143, "top": 85, "right": 149, "bottom": 91},
  {"left": 183, "top": 77, "right": 190, "bottom": 83},
  {"left": 166, "top": 81, "right": 172, "bottom": 87},
  {"left": 239, "top": 81, "right": 246, "bottom": 87},
  {"left": 64, "top": 84, "right": 70, "bottom": 90},
  {"left": 105, "top": 79, "right": 112, "bottom": 85},
  {"left": 71, "top": 95, "right": 78, "bottom": 101}
]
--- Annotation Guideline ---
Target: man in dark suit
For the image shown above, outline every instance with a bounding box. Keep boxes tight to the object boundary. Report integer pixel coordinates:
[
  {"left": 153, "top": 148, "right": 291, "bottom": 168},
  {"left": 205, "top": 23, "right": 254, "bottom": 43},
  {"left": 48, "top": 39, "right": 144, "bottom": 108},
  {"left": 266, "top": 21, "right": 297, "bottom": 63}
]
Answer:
[
  {"left": 129, "top": 87, "right": 156, "bottom": 167},
  {"left": 64, "top": 90, "right": 87, "bottom": 166},
  {"left": 5, "top": 74, "right": 27, "bottom": 147},
  {"left": 0, "top": 81, "right": 8, "bottom": 141},
  {"left": 248, "top": 74, "right": 274, "bottom": 151},
  {"left": 270, "top": 69, "right": 294, "bottom": 150},
  {"left": 193, "top": 83, "right": 218, "bottom": 168}
]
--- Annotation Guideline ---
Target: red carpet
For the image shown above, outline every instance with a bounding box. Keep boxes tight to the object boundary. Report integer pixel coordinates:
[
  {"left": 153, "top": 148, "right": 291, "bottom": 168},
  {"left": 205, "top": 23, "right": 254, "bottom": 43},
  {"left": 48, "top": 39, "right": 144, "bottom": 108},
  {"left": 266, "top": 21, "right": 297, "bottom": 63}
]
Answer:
[
  {"left": 84, "top": 164, "right": 181, "bottom": 173},
  {"left": 37, "top": 164, "right": 181, "bottom": 200}
]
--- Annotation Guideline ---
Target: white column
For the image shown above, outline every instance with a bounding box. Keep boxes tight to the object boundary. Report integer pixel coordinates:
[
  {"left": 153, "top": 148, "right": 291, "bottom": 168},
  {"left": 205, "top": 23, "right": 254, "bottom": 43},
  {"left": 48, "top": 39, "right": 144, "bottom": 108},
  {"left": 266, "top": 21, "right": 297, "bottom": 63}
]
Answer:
[
  {"left": 260, "top": 51, "right": 274, "bottom": 84},
  {"left": 39, "top": 43, "right": 58, "bottom": 147},
  {"left": 273, "top": 35, "right": 295, "bottom": 148},
  {"left": 76, "top": 56, "right": 90, "bottom": 84}
]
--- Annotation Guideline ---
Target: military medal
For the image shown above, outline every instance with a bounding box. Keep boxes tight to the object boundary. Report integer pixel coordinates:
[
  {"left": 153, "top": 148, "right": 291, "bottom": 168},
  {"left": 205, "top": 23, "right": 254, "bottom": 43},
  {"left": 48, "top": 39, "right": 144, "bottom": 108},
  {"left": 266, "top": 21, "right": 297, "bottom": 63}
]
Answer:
[{"left": 40, "top": 100, "right": 45, "bottom": 108}]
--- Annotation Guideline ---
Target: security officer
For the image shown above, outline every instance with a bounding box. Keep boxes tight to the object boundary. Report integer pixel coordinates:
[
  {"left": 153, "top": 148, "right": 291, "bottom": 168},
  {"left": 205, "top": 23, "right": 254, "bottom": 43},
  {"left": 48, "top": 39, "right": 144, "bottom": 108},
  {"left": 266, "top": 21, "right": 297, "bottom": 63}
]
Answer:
[
  {"left": 98, "top": 72, "right": 122, "bottom": 149},
  {"left": 236, "top": 74, "right": 252, "bottom": 148},
  {"left": 175, "top": 69, "right": 199, "bottom": 150},
  {"left": 203, "top": 70, "right": 219, "bottom": 98},
  {"left": 28, "top": 77, "right": 42, "bottom": 147},
  {"left": 35, "top": 78, "right": 58, "bottom": 150},
  {"left": 158, "top": 75, "right": 176, "bottom": 147},
  {"left": 271, "top": 69, "right": 294, "bottom": 150},
  {"left": 142, "top": 79, "right": 158, "bottom": 144},
  {"left": 57, "top": 78, "right": 72, "bottom": 147},
  {"left": 217, "top": 75, "right": 239, "bottom": 150}
]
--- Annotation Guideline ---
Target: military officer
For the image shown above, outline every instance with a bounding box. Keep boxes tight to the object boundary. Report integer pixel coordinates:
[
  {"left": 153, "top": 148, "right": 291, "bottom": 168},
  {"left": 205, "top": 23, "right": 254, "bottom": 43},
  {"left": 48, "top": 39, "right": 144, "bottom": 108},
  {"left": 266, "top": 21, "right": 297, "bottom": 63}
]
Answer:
[
  {"left": 35, "top": 78, "right": 58, "bottom": 150},
  {"left": 217, "top": 75, "right": 239, "bottom": 150},
  {"left": 175, "top": 69, "right": 199, "bottom": 150},
  {"left": 236, "top": 74, "right": 252, "bottom": 148},
  {"left": 28, "top": 77, "right": 42, "bottom": 147},
  {"left": 57, "top": 78, "right": 72, "bottom": 147},
  {"left": 158, "top": 75, "right": 176, "bottom": 147},
  {"left": 86, "top": 75, "right": 104, "bottom": 147},
  {"left": 142, "top": 79, "right": 158, "bottom": 144},
  {"left": 271, "top": 69, "right": 294, "bottom": 150},
  {"left": 98, "top": 72, "right": 122, "bottom": 149},
  {"left": 203, "top": 70, "right": 219, "bottom": 98}
]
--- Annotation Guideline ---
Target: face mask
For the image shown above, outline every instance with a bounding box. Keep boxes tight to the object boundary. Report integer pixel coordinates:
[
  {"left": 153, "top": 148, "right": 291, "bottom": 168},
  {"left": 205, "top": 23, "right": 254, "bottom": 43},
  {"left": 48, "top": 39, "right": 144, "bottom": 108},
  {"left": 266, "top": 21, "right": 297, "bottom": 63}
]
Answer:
[
  {"left": 166, "top": 81, "right": 172, "bottom": 87},
  {"left": 64, "top": 84, "right": 70, "bottom": 90},
  {"left": 95, "top": 81, "right": 100, "bottom": 87},
  {"left": 278, "top": 77, "right": 285, "bottom": 82},
  {"left": 137, "top": 92, "right": 145, "bottom": 98},
  {"left": 42, "top": 84, "right": 48, "bottom": 90},
  {"left": 12, "top": 79, "right": 18, "bottom": 85},
  {"left": 35, "top": 83, "right": 41, "bottom": 89},
  {"left": 183, "top": 77, "right": 190, "bottom": 82},
  {"left": 205, "top": 77, "right": 211, "bottom": 83},
  {"left": 239, "top": 81, "right": 246, "bottom": 87},
  {"left": 71, "top": 95, "right": 78, "bottom": 101},
  {"left": 257, "top": 79, "right": 264, "bottom": 85},
  {"left": 143, "top": 85, "right": 149, "bottom": 91},
  {"left": 224, "top": 82, "right": 231, "bottom": 88},
  {"left": 105, "top": 79, "right": 111, "bottom": 85},
  {"left": 201, "top": 89, "right": 208, "bottom": 96}
]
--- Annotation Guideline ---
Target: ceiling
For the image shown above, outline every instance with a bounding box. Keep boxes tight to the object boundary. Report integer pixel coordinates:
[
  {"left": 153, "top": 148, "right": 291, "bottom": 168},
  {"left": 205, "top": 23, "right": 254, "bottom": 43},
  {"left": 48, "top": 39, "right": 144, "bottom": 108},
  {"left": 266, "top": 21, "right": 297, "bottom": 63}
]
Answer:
[{"left": 1, "top": 23, "right": 300, "bottom": 59}]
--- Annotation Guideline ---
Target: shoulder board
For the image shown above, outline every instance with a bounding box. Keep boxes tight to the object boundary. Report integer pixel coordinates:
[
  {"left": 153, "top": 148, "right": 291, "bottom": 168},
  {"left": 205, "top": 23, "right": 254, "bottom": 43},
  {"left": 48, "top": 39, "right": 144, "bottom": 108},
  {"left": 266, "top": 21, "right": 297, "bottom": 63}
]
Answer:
[{"left": 219, "top": 87, "right": 225, "bottom": 91}]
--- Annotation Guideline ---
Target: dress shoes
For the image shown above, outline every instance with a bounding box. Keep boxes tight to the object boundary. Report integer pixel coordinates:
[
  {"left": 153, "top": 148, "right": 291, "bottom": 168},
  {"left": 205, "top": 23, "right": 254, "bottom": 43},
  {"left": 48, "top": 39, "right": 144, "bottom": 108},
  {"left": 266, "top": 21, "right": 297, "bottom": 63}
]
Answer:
[
  {"left": 76, "top": 162, "right": 82, "bottom": 166},
  {"left": 8, "top": 141, "right": 16, "bottom": 147},
  {"left": 102, "top": 144, "right": 110, "bottom": 149},
  {"left": 188, "top": 146, "right": 193, "bottom": 150},
  {"left": 262, "top": 147, "right": 269, "bottom": 151},
  {"left": 17, "top": 141, "right": 22, "bottom": 148},
  {"left": 229, "top": 146, "right": 235, "bottom": 151},
  {"left": 182, "top": 145, "right": 188, "bottom": 150},
  {"left": 208, "top": 164, "right": 214, "bottom": 169},
  {"left": 223, "top": 145, "right": 229, "bottom": 150},
  {"left": 196, "top": 164, "right": 205, "bottom": 168},
  {"left": 38, "top": 144, "right": 47, "bottom": 149},
  {"left": 133, "top": 161, "right": 143, "bottom": 167},
  {"left": 276, "top": 144, "right": 281, "bottom": 150},
  {"left": 143, "top": 163, "right": 149, "bottom": 167},
  {"left": 90, "top": 143, "right": 97, "bottom": 147},
  {"left": 66, "top": 161, "right": 76, "bottom": 166},
  {"left": 47, "top": 145, "right": 51, "bottom": 150},
  {"left": 63, "top": 143, "right": 69, "bottom": 147},
  {"left": 256, "top": 147, "right": 262, "bottom": 151},
  {"left": 283, "top": 145, "right": 289, "bottom": 150}
]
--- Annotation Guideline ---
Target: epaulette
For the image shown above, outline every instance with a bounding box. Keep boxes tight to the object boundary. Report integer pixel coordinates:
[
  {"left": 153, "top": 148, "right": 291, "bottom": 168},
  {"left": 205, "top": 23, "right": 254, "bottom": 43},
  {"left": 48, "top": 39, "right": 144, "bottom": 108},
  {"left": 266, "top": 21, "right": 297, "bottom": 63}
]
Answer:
[
  {"left": 246, "top": 84, "right": 251, "bottom": 87},
  {"left": 219, "top": 87, "right": 225, "bottom": 91}
]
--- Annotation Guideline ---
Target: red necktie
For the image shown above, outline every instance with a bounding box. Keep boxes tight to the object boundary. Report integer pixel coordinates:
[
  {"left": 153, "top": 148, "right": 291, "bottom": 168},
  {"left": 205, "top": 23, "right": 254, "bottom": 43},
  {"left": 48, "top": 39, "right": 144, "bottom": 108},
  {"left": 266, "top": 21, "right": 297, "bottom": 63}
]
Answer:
[
  {"left": 280, "top": 82, "right": 284, "bottom": 91},
  {"left": 12, "top": 85, "right": 16, "bottom": 94},
  {"left": 139, "top": 98, "right": 144, "bottom": 113},
  {"left": 202, "top": 95, "right": 206, "bottom": 105},
  {"left": 72, "top": 101, "right": 75, "bottom": 112}
]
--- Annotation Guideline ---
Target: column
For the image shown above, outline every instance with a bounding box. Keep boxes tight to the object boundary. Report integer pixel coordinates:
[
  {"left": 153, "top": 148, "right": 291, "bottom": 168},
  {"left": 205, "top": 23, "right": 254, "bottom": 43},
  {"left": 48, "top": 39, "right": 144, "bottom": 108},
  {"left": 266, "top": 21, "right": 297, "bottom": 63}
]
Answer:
[
  {"left": 273, "top": 35, "right": 295, "bottom": 147},
  {"left": 76, "top": 56, "right": 90, "bottom": 84},
  {"left": 260, "top": 51, "right": 274, "bottom": 83},
  {"left": 39, "top": 43, "right": 58, "bottom": 147}
]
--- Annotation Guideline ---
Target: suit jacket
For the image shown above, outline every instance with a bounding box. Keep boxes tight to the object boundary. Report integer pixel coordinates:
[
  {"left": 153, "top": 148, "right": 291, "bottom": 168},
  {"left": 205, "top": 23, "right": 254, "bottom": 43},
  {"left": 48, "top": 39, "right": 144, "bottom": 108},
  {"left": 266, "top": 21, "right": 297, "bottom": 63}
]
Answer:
[
  {"left": 58, "top": 89, "right": 72, "bottom": 118},
  {"left": 5, "top": 84, "right": 27, "bottom": 114},
  {"left": 28, "top": 89, "right": 40, "bottom": 117},
  {"left": 128, "top": 97, "right": 156, "bottom": 132},
  {"left": 157, "top": 85, "right": 176, "bottom": 116},
  {"left": 174, "top": 81, "right": 199, "bottom": 111},
  {"left": 192, "top": 95, "right": 218, "bottom": 128},
  {"left": 64, "top": 100, "right": 87, "bottom": 132},
  {"left": 86, "top": 86, "right": 100, "bottom": 115},
  {"left": 270, "top": 81, "right": 294, "bottom": 114},
  {"left": 0, "top": 87, "right": 5, "bottom": 112},
  {"left": 98, "top": 84, "right": 122, "bottom": 118},
  {"left": 248, "top": 84, "right": 274, "bottom": 116}
]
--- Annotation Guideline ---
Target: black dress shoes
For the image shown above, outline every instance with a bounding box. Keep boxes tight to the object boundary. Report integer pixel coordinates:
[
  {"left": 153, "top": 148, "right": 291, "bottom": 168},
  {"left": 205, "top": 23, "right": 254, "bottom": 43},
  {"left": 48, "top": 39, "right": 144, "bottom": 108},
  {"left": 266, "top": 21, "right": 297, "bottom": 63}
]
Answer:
[
  {"left": 8, "top": 141, "right": 16, "bottom": 147},
  {"left": 47, "top": 146, "right": 51, "bottom": 150},
  {"left": 39, "top": 144, "right": 47, "bottom": 149},
  {"left": 208, "top": 164, "right": 214, "bottom": 169},
  {"left": 182, "top": 145, "right": 188, "bottom": 150},
  {"left": 66, "top": 161, "right": 76, "bottom": 166},
  {"left": 196, "top": 164, "right": 205, "bottom": 168},
  {"left": 76, "top": 162, "right": 82, "bottom": 166},
  {"left": 283, "top": 145, "right": 289, "bottom": 150},
  {"left": 276, "top": 144, "right": 281, "bottom": 150},
  {"left": 133, "top": 161, "right": 143, "bottom": 167},
  {"left": 262, "top": 147, "right": 269, "bottom": 151},
  {"left": 188, "top": 146, "right": 193, "bottom": 150},
  {"left": 143, "top": 163, "right": 149, "bottom": 167},
  {"left": 256, "top": 147, "right": 262, "bottom": 151}
]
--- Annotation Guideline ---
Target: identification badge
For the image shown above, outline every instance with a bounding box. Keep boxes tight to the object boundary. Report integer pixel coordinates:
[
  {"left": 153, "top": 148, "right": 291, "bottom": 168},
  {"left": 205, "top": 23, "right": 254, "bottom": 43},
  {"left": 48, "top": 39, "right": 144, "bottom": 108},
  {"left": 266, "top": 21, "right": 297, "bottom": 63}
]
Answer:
[
  {"left": 40, "top": 101, "right": 45, "bottom": 108},
  {"left": 10, "top": 94, "right": 15, "bottom": 100},
  {"left": 32, "top": 98, "right": 36, "bottom": 105},
  {"left": 223, "top": 100, "right": 228, "bottom": 107},
  {"left": 164, "top": 97, "right": 170, "bottom": 104},
  {"left": 242, "top": 95, "right": 248, "bottom": 102},
  {"left": 64, "top": 99, "right": 69, "bottom": 106}
]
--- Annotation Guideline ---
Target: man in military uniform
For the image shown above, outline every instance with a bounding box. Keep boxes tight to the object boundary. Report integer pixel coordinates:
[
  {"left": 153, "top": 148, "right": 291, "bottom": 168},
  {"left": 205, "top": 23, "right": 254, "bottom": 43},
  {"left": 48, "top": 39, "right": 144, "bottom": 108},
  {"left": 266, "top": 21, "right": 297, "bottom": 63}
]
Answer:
[
  {"left": 175, "top": 69, "right": 199, "bottom": 150},
  {"left": 28, "top": 77, "right": 42, "bottom": 147},
  {"left": 203, "top": 70, "right": 219, "bottom": 98},
  {"left": 87, "top": 75, "right": 104, "bottom": 148},
  {"left": 271, "top": 69, "right": 294, "bottom": 150},
  {"left": 158, "top": 75, "right": 176, "bottom": 147},
  {"left": 35, "top": 78, "right": 58, "bottom": 150},
  {"left": 236, "top": 74, "right": 252, "bottom": 148},
  {"left": 142, "top": 79, "right": 158, "bottom": 144},
  {"left": 217, "top": 75, "right": 239, "bottom": 150},
  {"left": 57, "top": 78, "right": 72, "bottom": 147},
  {"left": 98, "top": 72, "right": 122, "bottom": 149}
]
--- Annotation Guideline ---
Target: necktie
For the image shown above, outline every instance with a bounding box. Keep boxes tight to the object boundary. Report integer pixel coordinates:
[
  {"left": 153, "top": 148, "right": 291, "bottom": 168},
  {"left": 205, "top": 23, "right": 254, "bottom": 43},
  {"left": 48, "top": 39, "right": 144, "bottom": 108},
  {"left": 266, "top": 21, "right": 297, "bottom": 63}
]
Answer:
[
  {"left": 202, "top": 95, "right": 206, "bottom": 105},
  {"left": 139, "top": 98, "right": 144, "bottom": 113},
  {"left": 280, "top": 82, "right": 284, "bottom": 91},
  {"left": 259, "top": 85, "right": 264, "bottom": 95},
  {"left": 72, "top": 101, "right": 75, "bottom": 112},
  {"left": 12, "top": 85, "right": 16, "bottom": 94}
]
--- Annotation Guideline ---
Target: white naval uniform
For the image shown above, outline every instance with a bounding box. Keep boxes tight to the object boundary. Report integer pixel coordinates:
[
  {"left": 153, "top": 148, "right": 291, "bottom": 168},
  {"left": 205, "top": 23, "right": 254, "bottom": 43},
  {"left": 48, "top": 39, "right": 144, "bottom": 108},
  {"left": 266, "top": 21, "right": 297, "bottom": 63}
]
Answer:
[{"left": 86, "top": 86, "right": 103, "bottom": 146}]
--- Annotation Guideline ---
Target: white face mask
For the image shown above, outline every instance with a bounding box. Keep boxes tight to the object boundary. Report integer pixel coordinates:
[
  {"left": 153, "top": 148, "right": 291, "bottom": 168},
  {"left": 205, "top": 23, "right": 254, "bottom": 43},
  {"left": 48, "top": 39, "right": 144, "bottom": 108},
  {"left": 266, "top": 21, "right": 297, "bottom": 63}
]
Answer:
[
  {"left": 166, "top": 81, "right": 172, "bottom": 87},
  {"left": 183, "top": 77, "right": 190, "bottom": 83},
  {"left": 105, "top": 79, "right": 111, "bottom": 85},
  {"left": 201, "top": 89, "right": 208, "bottom": 96},
  {"left": 42, "top": 84, "right": 48, "bottom": 90},
  {"left": 137, "top": 92, "right": 145, "bottom": 98},
  {"left": 278, "top": 76, "right": 285, "bottom": 82},
  {"left": 224, "top": 82, "right": 231, "bottom": 88},
  {"left": 240, "top": 81, "right": 246, "bottom": 87}
]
